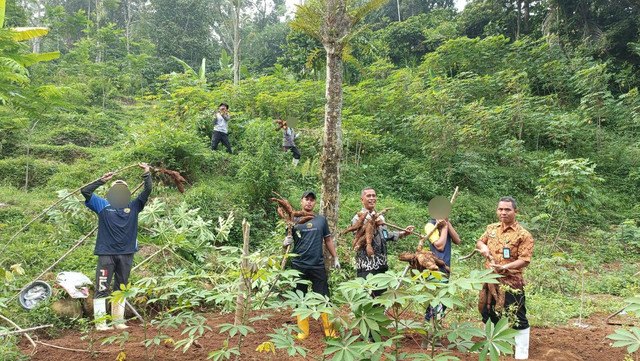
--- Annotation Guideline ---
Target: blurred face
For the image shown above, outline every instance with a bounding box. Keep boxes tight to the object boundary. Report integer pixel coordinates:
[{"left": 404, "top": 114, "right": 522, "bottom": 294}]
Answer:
[
  {"left": 496, "top": 201, "right": 518, "bottom": 226},
  {"left": 107, "top": 184, "right": 131, "bottom": 208},
  {"left": 361, "top": 189, "right": 377, "bottom": 211},
  {"left": 301, "top": 196, "right": 316, "bottom": 212},
  {"left": 219, "top": 105, "right": 228, "bottom": 114}
]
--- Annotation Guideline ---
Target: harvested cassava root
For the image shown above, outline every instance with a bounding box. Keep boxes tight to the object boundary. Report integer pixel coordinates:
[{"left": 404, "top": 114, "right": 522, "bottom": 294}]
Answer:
[
  {"left": 344, "top": 208, "right": 392, "bottom": 257},
  {"left": 269, "top": 193, "right": 314, "bottom": 233},
  {"left": 274, "top": 119, "right": 287, "bottom": 131},
  {"left": 397, "top": 249, "right": 450, "bottom": 273},
  {"left": 153, "top": 167, "right": 189, "bottom": 193},
  {"left": 478, "top": 282, "right": 505, "bottom": 314}
]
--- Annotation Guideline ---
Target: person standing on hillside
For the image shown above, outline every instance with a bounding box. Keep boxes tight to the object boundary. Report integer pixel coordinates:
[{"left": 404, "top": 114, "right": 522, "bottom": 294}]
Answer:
[
  {"left": 211, "top": 102, "right": 232, "bottom": 154},
  {"left": 351, "top": 187, "right": 414, "bottom": 295},
  {"left": 476, "top": 196, "right": 533, "bottom": 359},
  {"left": 282, "top": 190, "right": 340, "bottom": 339},
  {"left": 422, "top": 217, "right": 461, "bottom": 347},
  {"left": 276, "top": 118, "right": 301, "bottom": 166},
  {"left": 81, "top": 163, "right": 152, "bottom": 331}
]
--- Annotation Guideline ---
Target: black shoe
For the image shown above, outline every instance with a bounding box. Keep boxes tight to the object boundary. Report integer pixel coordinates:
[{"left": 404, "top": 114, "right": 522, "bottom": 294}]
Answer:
[{"left": 359, "top": 334, "right": 375, "bottom": 342}]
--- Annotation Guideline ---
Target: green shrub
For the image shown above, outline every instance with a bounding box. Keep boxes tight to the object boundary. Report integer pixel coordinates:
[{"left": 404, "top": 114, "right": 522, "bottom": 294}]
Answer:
[
  {"left": 41, "top": 110, "right": 127, "bottom": 148},
  {"left": 0, "top": 157, "right": 61, "bottom": 189},
  {"left": 124, "top": 118, "right": 209, "bottom": 179},
  {"left": 0, "top": 207, "right": 25, "bottom": 225},
  {"left": 29, "top": 144, "right": 93, "bottom": 163},
  {"left": 48, "top": 126, "right": 104, "bottom": 147}
]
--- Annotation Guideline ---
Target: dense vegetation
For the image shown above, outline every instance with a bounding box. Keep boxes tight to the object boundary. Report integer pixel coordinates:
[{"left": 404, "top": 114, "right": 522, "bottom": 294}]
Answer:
[{"left": 2, "top": 0, "right": 640, "bottom": 359}]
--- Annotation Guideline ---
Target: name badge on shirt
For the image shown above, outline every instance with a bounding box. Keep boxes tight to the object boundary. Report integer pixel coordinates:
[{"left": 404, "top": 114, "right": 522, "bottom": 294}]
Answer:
[
  {"left": 382, "top": 229, "right": 389, "bottom": 239},
  {"left": 503, "top": 247, "right": 511, "bottom": 259}
]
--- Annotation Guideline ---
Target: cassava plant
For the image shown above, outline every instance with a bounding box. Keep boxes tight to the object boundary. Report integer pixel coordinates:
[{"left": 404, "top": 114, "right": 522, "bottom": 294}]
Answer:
[
  {"left": 263, "top": 267, "right": 516, "bottom": 361},
  {"left": 607, "top": 296, "right": 640, "bottom": 361}
]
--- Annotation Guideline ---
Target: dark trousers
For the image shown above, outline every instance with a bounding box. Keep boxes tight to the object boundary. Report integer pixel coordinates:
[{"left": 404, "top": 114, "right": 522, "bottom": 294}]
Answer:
[
  {"left": 425, "top": 275, "right": 449, "bottom": 321},
  {"left": 481, "top": 289, "right": 529, "bottom": 330},
  {"left": 292, "top": 265, "right": 330, "bottom": 297},
  {"left": 95, "top": 254, "right": 134, "bottom": 298},
  {"left": 284, "top": 146, "right": 300, "bottom": 159},
  {"left": 357, "top": 268, "right": 387, "bottom": 297},
  {"left": 212, "top": 131, "right": 232, "bottom": 154}
]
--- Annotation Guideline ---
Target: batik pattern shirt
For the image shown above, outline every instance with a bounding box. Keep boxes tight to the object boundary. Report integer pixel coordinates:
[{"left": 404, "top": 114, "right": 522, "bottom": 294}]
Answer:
[
  {"left": 352, "top": 209, "right": 400, "bottom": 275},
  {"left": 477, "top": 221, "right": 533, "bottom": 290}
]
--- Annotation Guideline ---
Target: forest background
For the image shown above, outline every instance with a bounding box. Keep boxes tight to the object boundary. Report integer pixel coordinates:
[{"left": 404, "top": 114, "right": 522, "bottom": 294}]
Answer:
[{"left": 2, "top": 0, "right": 640, "bottom": 359}]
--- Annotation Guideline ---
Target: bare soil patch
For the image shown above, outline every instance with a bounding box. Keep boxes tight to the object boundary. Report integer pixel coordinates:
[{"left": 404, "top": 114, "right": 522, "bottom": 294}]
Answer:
[{"left": 20, "top": 311, "right": 628, "bottom": 360}]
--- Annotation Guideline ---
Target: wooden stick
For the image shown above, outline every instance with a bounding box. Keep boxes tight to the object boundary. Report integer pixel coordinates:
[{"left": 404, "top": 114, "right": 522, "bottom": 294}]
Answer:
[
  {"left": 131, "top": 243, "right": 171, "bottom": 272},
  {"left": 234, "top": 219, "right": 251, "bottom": 326},
  {"left": 1, "top": 164, "right": 140, "bottom": 255},
  {"left": 258, "top": 244, "right": 290, "bottom": 309},
  {"left": 0, "top": 324, "right": 52, "bottom": 337},
  {"left": 8, "top": 182, "right": 145, "bottom": 303},
  {"left": 383, "top": 222, "right": 421, "bottom": 237},
  {"left": 35, "top": 340, "right": 109, "bottom": 353},
  {"left": 0, "top": 313, "right": 37, "bottom": 351},
  {"left": 125, "top": 299, "right": 145, "bottom": 324}
]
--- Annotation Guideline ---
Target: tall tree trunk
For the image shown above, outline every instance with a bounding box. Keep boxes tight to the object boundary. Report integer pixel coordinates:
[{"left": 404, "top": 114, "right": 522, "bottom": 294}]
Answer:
[
  {"left": 232, "top": 0, "right": 240, "bottom": 85},
  {"left": 95, "top": 0, "right": 101, "bottom": 63},
  {"left": 396, "top": 0, "right": 401, "bottom": 21},
  {"left": 319, "top": 0, "right": 350, "bottom": 271},
  {"left": 24, "top": 120, "right": 39, "bottom": 191},
  {"left": 523, "top": 0, "right": 530, "bottom": 33},
  {"left": 515, "top": 0, "right": 522, "bottom": 40},
  {"left": 124, "top": 0, "right": 132, "bottom": 54},
  {"left": 320, "top": 48, "right": 343, "bottom": 269}
]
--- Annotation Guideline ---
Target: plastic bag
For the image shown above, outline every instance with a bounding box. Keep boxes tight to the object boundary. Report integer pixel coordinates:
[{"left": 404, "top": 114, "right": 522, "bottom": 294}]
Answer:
[{"left": 56, "top": 271, "right": 92, "bottom": 298}]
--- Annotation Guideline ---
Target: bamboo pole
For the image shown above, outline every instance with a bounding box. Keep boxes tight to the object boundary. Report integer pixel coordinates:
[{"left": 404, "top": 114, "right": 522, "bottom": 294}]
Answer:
[
  {"left": 35, "top": 341, "right": 109, "bottom": 353},
  {"left": 0, "top": 313, "right": 37, "bottom": 352},
  {"left": 8, "top": 226, "right": 97, "bottom": 304},
  {"left": 1, "top": 164, "right": 140, "bottom": 255},
  {"left": 0, "top": 324, "right": 52, "bottom": 337},
  {"left": 131, "top": 243, "right": 172, "bottom": 272},
  {"left": 125, "top": 299, "right": 145, "bottom": 324}
]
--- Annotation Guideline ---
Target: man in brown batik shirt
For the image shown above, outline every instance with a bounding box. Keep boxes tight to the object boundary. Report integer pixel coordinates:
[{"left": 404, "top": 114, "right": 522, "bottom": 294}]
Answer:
[{"left": 476, "top": 196, "right": 533, "bottom": 359}]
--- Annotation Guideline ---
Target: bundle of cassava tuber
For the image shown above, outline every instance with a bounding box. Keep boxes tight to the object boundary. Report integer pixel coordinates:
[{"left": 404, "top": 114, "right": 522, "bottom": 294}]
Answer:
[
  {"left": 269, "top": 194, "right": 314, "bottom": 234},
  {"left": 153, "top": 167, "right": 189, "bottom": 193},
  {"left": 274, "top": 119, "right": 287, "bottom": 131},
  {"left": 397, "top": 249, "right": 450, "bottom": 272},
  {"left": 478, "top": 282, "right": 506, "bottom": 314},
  {"left": 343, "top": 208, "right": 392, "bottom": 257},
  {"left": 478, "top": 266, "right": 517, "bottom": 313}
]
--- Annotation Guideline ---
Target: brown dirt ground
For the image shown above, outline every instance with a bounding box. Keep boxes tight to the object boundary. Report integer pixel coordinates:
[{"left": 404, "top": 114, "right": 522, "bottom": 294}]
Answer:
[{"left": 20, "top": 311, "right": 629, "bottom": 361}]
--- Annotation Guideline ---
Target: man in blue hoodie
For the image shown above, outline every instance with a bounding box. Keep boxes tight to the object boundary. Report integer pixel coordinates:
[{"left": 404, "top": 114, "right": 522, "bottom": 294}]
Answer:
[{"left": 81, "top": 163, "right": 152, "bottom": 330}]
